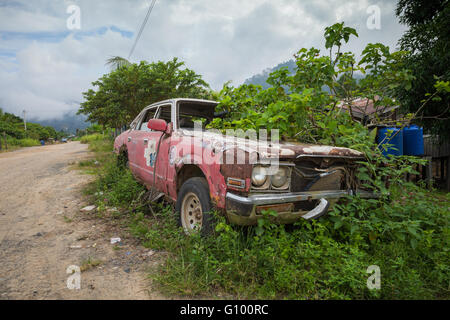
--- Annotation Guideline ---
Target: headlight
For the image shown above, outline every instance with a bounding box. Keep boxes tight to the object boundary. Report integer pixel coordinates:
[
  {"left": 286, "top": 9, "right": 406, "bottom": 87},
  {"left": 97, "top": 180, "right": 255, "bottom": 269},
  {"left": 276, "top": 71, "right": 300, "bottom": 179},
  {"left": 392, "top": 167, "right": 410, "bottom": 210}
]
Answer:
[
  {"left": 251, "top": 166, "right": 267, "bottom": 187},
  {"left": 272, "top": 167, "right": 289, "bottom": 188}
]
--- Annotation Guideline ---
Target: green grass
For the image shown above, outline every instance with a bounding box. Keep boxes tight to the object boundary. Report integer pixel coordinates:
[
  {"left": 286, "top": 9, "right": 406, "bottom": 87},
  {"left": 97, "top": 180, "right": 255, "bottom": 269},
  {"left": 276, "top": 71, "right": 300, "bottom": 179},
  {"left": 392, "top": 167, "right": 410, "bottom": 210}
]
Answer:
[
  {"left": 88, "top": 137, "right": 114, "bottom": 153},
  {"left": 15, "top": 138, "right": 40, "bottom": 147},
  {"left": 79, "top": 136, "right": 450, "bottom": 300},
  {"left": 78, "top": 159, "right": 97, "bottom": 167},
  {"left": 79, "top": 133, "right": 107, "bottom": 144},
  {"left": 0, "top": 137, "right": 41, "bottom": 153},
  {"left": 75, "top": 136, "right": 114, "bottom": 173}
]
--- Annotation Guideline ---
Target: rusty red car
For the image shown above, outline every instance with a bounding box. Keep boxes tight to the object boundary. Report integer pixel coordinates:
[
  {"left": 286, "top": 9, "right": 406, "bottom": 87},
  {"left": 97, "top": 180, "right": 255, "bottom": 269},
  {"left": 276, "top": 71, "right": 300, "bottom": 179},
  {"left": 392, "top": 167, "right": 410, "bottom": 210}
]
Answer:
[{"left": 114, "top": 98, "right": 377, "bottom": 234}]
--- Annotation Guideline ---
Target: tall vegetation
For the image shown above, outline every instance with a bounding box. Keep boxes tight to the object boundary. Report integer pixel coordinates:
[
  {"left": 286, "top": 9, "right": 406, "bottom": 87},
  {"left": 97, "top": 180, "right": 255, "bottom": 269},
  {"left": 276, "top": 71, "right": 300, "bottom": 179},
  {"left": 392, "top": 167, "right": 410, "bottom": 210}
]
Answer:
[
  {"left": 78, "top": 58, "right": 211, "bottom": 130},
  {"left": 395, "top": 0, "right": 450, "bottom": 139},
  {"left": 208, "top": 22, "right": 439, "bottom": 146}
]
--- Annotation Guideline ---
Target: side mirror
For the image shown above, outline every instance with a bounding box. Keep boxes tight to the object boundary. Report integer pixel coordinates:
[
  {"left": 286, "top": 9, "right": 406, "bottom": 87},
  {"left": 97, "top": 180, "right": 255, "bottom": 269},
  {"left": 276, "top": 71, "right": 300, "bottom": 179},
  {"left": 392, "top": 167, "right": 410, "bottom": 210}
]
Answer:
[{"left": 147, "top": 119, "right": 168, "bottom": 132}]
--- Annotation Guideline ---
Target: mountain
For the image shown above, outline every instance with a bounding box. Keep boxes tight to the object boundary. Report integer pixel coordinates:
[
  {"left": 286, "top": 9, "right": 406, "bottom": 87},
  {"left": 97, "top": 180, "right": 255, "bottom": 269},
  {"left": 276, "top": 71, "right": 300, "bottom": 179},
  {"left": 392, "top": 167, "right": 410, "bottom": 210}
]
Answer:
[
  {"left": 243, "top": 59, "right": 364, "bottom": 94},
  {"left": 31, "top": 110, "right": 90, "bottom": 134},
  {"left": 244, "top": 60, "right": 296, "bottom": 89}
]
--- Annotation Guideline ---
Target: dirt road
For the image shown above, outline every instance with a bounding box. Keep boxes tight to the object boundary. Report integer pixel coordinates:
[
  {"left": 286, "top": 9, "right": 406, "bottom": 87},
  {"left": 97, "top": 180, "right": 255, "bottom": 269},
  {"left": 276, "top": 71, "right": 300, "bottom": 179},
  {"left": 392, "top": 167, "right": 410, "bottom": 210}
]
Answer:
[{"left": 0, "top": 142, "right": 163, "bottom": 300}]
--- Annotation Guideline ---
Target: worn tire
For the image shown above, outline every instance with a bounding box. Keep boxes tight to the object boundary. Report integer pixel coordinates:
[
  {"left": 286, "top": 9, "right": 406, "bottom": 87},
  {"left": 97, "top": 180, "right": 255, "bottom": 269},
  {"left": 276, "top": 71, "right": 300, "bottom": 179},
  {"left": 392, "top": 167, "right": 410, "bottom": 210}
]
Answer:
[{"left": 176, "top": 177, "right": 214, "bottom": 236}]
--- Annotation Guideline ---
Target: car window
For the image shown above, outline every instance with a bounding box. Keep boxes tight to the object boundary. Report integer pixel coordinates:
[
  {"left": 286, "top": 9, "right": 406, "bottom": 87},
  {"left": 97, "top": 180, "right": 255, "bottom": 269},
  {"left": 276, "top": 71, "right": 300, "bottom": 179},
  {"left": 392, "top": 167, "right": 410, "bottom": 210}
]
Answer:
[
  {"left": 139, "top": 108, "right": 157, "bottom": 131},
  {"left": 179, "top": 114, "right": 209, "bottom": 129},
  {"left": 178, "top": 102, "right": 216, "bottom": 129},
  {"left": 155, "top": 104, "right": 172, "bottom": 122}
]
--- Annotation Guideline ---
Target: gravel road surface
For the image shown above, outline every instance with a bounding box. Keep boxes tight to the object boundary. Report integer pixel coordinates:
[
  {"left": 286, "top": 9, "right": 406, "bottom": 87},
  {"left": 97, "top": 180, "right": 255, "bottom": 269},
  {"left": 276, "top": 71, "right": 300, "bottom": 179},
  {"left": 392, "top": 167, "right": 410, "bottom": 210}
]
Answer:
[{"left": 0, "top": 142, "right": 163, "bottom": 300}]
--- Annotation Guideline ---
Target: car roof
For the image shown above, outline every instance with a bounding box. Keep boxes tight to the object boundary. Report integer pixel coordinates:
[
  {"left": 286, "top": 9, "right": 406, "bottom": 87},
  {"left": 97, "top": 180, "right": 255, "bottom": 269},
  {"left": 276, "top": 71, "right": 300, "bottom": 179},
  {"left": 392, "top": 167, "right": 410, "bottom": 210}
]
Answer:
[
  {"left": 145, "top": 98, "right": 218, "bottom": 109},
  {"left": 130, "top": 98, "right": 219, "bottom": 129}
]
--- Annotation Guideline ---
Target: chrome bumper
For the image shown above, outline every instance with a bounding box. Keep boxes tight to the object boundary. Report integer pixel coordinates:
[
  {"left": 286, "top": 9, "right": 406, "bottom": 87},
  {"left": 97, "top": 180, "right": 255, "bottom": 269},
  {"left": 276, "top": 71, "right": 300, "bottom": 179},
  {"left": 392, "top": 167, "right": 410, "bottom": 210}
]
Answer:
[
  {"left": 226, "top": 189, "right": 378, "bottom": 221},
  {"left": 226, "top": 189, "right": 377, "bottom": 206}
]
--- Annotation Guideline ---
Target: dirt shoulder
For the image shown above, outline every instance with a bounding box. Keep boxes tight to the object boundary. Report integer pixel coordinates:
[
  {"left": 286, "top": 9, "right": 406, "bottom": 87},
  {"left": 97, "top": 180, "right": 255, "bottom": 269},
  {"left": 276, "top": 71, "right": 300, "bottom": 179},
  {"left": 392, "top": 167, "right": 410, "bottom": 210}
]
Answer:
[{"left": 0, "top": 142, "right": 164, "bottom": 300}]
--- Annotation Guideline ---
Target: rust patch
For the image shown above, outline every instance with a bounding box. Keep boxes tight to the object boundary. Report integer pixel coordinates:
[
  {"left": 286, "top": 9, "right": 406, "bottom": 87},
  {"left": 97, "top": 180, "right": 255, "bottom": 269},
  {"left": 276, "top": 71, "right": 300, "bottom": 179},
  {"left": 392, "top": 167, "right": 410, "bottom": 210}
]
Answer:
[{"left": 220, "top": 148, "right": 253, "bottom": 188}]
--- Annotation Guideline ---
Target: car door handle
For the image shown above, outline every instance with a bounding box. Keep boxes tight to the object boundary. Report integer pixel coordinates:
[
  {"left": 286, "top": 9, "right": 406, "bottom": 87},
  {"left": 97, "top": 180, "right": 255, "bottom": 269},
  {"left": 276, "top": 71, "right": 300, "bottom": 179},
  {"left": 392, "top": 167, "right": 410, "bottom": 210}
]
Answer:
[
  {"left": 143, "top": 138, "right": 148, "bottom": 144},
  {"left": 128, "top": 137, "right": 131, "bottom": 142}
]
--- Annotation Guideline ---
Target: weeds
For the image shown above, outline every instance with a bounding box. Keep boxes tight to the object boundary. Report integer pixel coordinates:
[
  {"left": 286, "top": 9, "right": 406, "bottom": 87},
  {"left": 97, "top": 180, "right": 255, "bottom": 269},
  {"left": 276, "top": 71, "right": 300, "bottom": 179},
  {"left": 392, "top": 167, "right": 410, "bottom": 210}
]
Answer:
[
  {"left": 0, "top": 137, "right": 40, "bottom": 152},
  {"left": 78, "top": 159, "right": 97, "bottom": 167},
  {"left": 79, "top": 133, "right": 106, "bottom": 144},
  {"left": 14, "top": 138, "right": 41, "bottom": 147}
]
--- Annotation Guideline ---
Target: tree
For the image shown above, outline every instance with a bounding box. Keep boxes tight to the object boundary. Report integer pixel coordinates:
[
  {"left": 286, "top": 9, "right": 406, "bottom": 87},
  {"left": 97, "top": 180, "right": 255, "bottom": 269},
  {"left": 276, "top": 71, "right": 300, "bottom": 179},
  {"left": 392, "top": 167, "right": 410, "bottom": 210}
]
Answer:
[
  {"left": 395, "top": 0, "right": 450, "bottom": 139},
  {"left": 0, "top": 110, "right": 58, "bottom": 141},
  {"left": 78, "top": 58, "right": 210, "bottom": 129},
  {"left": 209, "top": 22, "right": 414, "bottom": 150},
  {"left": 106, "top": 56, "right": 132, "bottom": 70}
]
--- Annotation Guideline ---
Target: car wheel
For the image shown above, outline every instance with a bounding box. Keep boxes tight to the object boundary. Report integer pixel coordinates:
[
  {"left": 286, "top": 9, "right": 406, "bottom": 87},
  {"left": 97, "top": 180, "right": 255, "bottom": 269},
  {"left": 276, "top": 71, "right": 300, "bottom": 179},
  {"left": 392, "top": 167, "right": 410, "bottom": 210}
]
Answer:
[{"left": 176, "top": 177, "right": 214, "bottom": 235}]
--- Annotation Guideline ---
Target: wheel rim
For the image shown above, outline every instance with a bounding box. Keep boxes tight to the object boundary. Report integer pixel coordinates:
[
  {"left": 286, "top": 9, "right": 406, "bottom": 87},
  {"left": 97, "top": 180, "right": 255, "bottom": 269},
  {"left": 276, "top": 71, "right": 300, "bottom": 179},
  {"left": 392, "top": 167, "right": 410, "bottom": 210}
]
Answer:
[{"left": 181, "top": 192, "right": 203, "bottom": 233}]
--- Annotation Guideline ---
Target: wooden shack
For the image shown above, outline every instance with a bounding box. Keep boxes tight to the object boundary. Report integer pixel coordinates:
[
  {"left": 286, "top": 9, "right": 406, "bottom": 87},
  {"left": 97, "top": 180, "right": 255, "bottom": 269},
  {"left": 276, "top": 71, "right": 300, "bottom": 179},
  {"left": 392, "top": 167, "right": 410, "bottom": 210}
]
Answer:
[{"left": 424, "top": 135, "right": 450, "bottom": 191}]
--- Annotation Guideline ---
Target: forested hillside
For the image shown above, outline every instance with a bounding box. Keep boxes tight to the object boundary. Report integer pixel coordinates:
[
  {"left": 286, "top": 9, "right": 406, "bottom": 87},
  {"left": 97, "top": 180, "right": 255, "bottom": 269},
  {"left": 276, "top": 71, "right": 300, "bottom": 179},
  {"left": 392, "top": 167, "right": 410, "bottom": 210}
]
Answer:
[
  {"left": 244, "top": 60, "right": 296, "bottom": 89},
  {"left": 0, "top": 108, "right": 65, "bottom": 148}
]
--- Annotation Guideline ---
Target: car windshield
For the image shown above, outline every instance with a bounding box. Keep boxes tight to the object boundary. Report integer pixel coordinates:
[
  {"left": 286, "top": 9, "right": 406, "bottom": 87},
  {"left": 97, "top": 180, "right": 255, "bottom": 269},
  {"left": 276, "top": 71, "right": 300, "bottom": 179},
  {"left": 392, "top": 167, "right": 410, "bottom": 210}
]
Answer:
[{"left": 178, "top": 101, "right": 218, "bottom": 130}]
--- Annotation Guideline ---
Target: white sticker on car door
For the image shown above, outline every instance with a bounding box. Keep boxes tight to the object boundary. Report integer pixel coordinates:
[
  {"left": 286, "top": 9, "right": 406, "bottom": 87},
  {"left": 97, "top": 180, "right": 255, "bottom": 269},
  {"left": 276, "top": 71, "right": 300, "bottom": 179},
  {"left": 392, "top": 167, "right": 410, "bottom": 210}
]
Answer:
[{"left": 144, "top": 140, "right": 157, "bottom": 167}]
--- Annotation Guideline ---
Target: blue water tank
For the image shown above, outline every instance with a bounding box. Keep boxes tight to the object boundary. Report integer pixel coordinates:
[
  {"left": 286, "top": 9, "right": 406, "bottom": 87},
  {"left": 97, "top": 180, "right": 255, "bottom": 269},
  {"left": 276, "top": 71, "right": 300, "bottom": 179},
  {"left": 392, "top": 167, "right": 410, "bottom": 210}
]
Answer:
[
  {"left": 377, "top": 127, "right": 403, "bottom": 157},
  {"left": 403, "top": 125, "right": 424, "bottom": 156}
]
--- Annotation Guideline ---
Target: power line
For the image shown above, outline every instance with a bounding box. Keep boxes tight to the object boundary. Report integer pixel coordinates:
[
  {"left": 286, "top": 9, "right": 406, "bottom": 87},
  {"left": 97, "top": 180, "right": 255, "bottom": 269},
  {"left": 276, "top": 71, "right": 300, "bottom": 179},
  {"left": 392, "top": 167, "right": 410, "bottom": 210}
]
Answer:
[{"left": 128, "top": 0, "right": 157, "bottom": 60}]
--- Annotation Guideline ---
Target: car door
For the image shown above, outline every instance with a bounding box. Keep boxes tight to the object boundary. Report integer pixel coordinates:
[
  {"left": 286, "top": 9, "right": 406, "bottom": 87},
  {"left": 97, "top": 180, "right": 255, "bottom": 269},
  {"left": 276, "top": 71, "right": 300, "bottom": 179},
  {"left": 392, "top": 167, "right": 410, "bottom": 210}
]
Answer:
[
  {"left": 127, "top": 107, "right": 158, "bottom": 180},
  {"left": 136, "top": 103, "right": 173, "bottom": 194}
]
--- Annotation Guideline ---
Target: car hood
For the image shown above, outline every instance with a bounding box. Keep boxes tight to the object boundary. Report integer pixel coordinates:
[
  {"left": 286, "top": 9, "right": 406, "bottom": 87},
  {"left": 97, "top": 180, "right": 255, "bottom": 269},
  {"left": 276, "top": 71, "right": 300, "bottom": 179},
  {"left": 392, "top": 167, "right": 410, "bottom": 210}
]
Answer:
[{"left": 178, "top": 129, "right": 365, "bottom": 160}]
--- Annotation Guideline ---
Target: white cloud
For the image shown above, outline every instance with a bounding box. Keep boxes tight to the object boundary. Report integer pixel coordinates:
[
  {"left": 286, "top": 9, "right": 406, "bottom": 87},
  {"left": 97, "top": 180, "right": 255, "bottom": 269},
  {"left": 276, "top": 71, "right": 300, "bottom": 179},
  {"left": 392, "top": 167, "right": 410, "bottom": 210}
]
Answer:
[
  {"left": 0, "top": 29, "right": 131, "bottom": 119},
  {"left": 0, "top": 5, "right": 65, "bottom": 32}
]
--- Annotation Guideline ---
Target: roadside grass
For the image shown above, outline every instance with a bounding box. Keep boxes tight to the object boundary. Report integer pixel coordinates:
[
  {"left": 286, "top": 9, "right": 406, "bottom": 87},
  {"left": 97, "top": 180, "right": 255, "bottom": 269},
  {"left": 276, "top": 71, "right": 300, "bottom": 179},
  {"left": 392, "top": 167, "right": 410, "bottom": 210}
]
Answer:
[
  {"left": 13, "top": 138, "right": 41, "bottom": 147},
  {"left": 75, "top": 135, "right": 113, "bottom": 174},
  {"left": 79, "top": 133, "right": 106, "bottom": 144},
  {"left": 78, "top": 159, "right": 97, "bottom": 167},
  {"left": 0, "top": 137, "right": 41, "bottom": 152},
  {"left": 79, "top": 136, "right": 450, "bottom": 300}
]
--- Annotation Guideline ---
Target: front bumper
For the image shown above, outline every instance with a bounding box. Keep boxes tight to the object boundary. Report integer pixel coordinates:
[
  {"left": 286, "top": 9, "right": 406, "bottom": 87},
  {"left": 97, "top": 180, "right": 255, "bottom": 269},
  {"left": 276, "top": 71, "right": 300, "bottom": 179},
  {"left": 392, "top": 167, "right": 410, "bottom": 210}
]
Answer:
[{"left": 225, "top": 189, "right": 379, "bottom": 226}]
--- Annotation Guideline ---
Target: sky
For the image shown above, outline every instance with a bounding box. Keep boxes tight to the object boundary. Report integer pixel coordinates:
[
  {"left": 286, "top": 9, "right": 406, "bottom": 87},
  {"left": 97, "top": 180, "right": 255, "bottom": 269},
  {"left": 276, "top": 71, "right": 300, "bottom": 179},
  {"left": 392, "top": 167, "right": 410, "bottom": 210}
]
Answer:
[{"left": 0, "top": 0, "right": 407, "bottom": 120}]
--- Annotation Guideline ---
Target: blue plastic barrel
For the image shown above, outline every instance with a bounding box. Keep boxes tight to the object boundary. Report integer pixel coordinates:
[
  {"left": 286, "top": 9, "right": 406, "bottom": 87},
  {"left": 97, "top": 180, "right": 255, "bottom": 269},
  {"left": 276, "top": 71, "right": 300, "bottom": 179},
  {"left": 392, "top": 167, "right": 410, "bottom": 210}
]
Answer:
[
  {"left": 377, "top": 127, "right": 403, "bottom": 157},
  {"left": 403, "top": 125, "right": 424, "bottom": 156}
]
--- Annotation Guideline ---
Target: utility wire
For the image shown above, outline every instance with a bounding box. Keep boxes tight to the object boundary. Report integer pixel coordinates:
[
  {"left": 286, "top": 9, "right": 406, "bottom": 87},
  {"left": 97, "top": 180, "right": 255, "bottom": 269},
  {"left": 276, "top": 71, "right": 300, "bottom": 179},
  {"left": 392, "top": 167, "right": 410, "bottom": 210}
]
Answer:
[{"left": 128, "top": 0, "right": 157, "bottom": 60}]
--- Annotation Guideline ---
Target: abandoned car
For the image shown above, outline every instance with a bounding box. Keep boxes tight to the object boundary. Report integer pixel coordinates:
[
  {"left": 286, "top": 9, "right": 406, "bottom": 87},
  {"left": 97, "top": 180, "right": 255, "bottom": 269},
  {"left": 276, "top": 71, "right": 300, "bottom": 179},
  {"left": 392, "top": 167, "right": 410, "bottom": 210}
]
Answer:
[{"left": 114, "top": 98, "right": 377, "bottom": 233}]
